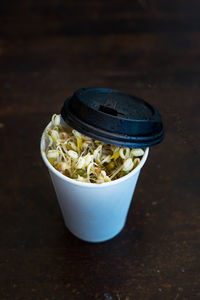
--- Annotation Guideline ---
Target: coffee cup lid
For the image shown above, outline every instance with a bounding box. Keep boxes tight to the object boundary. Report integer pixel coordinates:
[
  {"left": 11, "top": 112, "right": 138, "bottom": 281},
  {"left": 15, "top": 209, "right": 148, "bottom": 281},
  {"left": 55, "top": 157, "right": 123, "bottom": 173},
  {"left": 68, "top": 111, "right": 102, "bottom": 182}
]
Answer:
[{"left": 61, "top": 88, "right": 165, "bottom": 148}]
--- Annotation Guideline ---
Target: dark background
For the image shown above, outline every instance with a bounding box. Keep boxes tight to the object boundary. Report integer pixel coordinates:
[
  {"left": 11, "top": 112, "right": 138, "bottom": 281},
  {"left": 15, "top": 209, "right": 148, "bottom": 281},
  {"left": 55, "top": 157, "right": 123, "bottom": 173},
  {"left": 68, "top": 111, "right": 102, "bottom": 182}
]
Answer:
[{"left": 0, "top": 0, "right": 200, "bottom": 299}]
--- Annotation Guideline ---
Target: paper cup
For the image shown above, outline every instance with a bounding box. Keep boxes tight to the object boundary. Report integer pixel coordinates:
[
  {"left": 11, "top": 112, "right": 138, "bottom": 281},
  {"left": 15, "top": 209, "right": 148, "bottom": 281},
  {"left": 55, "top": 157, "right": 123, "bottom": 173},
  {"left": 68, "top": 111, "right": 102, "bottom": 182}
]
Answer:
[{"left": 41, "top": 122, "right": 149, "bottom": 242}]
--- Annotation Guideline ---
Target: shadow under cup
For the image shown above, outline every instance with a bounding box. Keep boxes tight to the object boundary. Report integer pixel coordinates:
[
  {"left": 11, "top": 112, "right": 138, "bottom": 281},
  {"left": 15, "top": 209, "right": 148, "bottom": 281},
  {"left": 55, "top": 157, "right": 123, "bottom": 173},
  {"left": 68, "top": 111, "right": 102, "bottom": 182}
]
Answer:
[{"left": 41, "top": 123, "right": 149, "bottom": 243}]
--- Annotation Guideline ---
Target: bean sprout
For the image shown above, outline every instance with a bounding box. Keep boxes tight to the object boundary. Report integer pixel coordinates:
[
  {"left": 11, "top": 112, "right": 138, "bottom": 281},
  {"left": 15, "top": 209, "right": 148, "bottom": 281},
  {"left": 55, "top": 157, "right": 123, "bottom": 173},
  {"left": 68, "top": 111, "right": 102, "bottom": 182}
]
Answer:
[{"left": 45, "top": 114, "right": 145, "bottom": 183}]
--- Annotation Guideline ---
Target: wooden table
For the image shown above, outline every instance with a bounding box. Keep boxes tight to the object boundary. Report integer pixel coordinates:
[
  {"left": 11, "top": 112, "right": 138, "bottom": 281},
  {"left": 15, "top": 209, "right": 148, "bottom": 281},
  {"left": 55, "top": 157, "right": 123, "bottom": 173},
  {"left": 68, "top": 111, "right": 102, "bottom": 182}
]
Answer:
[{"left": 0, "top": 1, "right": 200, "bottom": 299}]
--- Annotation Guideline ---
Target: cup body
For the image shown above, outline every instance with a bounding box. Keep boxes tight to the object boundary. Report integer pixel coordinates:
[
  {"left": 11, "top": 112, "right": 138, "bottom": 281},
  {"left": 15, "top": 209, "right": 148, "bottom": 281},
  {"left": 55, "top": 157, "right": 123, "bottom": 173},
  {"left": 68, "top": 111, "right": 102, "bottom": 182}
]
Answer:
[{"left": 41, "top": 122, "right": 149, "bottom": 242}]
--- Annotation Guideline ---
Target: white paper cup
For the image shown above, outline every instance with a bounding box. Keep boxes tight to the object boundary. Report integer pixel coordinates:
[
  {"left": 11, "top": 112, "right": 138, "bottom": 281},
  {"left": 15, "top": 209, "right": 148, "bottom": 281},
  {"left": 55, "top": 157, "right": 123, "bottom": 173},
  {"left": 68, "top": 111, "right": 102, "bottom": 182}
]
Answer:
[{"left": 41, "top": 122, "right": 149, "bottom": 243}]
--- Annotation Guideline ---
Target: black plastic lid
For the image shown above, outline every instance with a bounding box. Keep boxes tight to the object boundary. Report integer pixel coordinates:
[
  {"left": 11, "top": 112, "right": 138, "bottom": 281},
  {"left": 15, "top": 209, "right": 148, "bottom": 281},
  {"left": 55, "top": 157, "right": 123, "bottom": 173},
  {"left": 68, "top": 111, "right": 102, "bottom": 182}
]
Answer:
[{"left": 61, "top": 88, "right": 165, "bottom": 148}]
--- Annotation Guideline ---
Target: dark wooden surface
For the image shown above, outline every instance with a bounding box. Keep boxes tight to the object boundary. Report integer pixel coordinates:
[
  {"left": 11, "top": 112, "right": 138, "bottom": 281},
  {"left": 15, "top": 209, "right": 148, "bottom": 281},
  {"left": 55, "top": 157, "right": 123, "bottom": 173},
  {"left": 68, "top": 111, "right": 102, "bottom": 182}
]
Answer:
[{"left": 0, "top": 1, "right": 200, "bottom": 299}]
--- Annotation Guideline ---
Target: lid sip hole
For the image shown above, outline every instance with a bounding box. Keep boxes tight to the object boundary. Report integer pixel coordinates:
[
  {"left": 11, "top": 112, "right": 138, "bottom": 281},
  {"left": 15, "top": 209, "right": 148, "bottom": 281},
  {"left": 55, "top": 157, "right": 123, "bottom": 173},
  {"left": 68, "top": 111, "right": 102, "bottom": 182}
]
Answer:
[
  {"left": 99, "top": 105, "right": 125, "bottom": 116},
  {"left": 99, "top": 105, "right": 118, "bottom": 116}
]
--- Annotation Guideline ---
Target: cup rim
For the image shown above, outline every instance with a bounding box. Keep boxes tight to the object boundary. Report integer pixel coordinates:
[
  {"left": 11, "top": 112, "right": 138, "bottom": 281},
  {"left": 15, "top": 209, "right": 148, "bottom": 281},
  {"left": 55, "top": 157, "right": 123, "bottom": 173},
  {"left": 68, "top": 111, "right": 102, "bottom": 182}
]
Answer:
[{"left": 40, "top": 121, "right": 149, "bottom": 188}]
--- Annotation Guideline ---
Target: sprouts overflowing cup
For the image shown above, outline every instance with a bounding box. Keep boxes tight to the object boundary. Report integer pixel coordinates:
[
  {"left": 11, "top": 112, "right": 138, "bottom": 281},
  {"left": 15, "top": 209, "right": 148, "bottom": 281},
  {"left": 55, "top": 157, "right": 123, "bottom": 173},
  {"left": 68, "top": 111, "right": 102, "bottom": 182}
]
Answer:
[
  {"left": 41, "top": 88, "right": 164, "bottom": 242},
  {"left": 45, "top": 114, "right": 145, "bottom": 184}
]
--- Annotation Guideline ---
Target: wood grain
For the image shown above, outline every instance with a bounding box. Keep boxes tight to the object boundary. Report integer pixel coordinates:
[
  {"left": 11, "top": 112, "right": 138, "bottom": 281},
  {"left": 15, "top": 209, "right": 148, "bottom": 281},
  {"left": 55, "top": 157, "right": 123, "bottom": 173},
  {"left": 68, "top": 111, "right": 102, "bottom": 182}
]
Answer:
[{"left": 0, "top": 0, "right": 200, "bottom": 299}]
